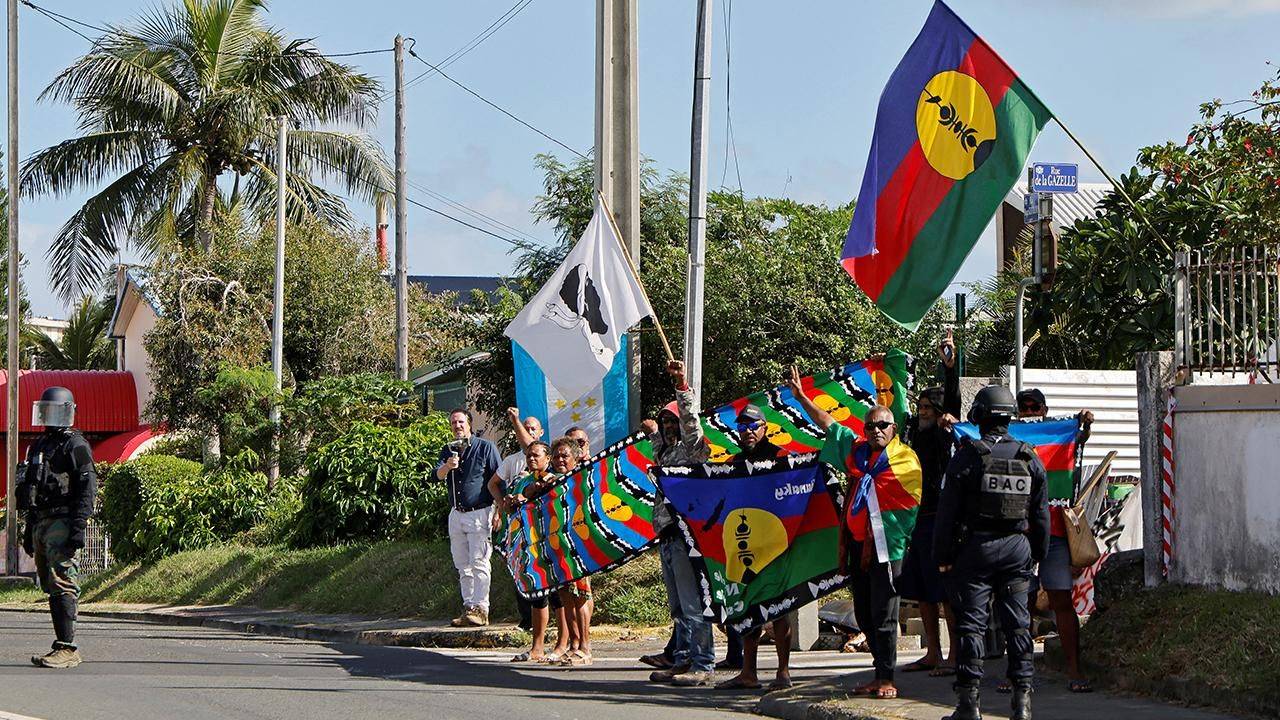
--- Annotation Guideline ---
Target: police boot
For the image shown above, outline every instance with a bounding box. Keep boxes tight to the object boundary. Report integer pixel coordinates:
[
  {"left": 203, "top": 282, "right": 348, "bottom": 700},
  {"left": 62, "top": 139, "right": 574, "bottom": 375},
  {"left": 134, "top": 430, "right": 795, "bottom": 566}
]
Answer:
[
  {"left": 944, "top": 684, "right": 982, "bottom": 720},
  {"left": 50, "top": 593, "right": 78, "bottom": 648},
  {"left": 1011, "top": 683, "right": 1032, "bottom": 720}
]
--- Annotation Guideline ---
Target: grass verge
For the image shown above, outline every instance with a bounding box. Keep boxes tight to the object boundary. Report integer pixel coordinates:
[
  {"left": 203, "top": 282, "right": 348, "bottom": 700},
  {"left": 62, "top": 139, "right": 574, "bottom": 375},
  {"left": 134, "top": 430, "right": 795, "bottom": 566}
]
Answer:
[
  {"left": 1077, "top": 584, "right": 1280, "bottom": 718},
  {"left": 0, "top": 540, "right": 668, "bottom": 627}
]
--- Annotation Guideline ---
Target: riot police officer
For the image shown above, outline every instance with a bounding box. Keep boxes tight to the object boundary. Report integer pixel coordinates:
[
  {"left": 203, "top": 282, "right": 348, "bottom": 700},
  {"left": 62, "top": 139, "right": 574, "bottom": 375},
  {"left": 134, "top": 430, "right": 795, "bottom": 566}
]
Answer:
[
  {"left": 933, "top": 386, "right": 1048, "bottom": 720},
  {"left": 17, "top": 387, "right": 98, "bottom": 669}
]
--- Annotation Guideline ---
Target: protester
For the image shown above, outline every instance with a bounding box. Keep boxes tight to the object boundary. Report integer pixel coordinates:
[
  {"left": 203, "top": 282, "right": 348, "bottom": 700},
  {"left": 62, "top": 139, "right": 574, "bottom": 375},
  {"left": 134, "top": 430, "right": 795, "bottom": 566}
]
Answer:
[
  {"left": 1014, "top": 387, "right": 1093, "bottom": 694},
  {"left": 433, "top": 408, "right": 502, "bottom": 627},
  {"left": 639, "top": 361, "right": 716, "bottom": 687},
  {"left": 546, "top": 436, "right": 595, "bottom": 667},
  {"left": 566, "top": 425, "right": 592, "bottom": 461},
  {"left": 713, "top": 402, "right": 795, "bottom": 692},
  {"left": 491, "top": 409, "right": 545, "bottom": 631},
  {"left": 899, "top": 331, "right": 962, "bottom": 677},
  {"left": 492, "top": 441, "right": 560, "bottom": 662},
  {"left": 935, "top": 385, "right": 1049, "bottom": 720},
  {"left": 788, "top": 371, "right": 921, "bottom": 700}
]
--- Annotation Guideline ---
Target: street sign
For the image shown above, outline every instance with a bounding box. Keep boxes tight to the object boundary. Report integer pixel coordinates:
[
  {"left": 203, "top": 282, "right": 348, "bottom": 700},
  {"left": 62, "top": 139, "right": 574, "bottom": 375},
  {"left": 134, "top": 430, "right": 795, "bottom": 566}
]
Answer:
[
  {"left": 1023, "top": 192, "right": 1039, "bottom": 223},
  {"left": 1031, "top": 163, "right": 1078, "bottom": 193}
]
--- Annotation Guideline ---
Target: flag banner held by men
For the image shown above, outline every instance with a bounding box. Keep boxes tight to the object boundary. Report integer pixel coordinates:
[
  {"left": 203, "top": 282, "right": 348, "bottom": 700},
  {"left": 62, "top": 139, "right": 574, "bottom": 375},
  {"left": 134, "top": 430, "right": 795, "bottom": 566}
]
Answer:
[
  {"left": 841, "top": 0, "right": 1053, "bottom": 329},
  {"left": 953, "top": 416, "right": 1084, "bottom": 535},
  {"left": 700, "top": 350, "right": 915, "bottom": 462},
  {"left": 503, "top": 352, "right": 918, "bottom": 596},
  {"left": 512, "top": 335, "right": 632, "bottom": 448},
  {"left": 504, "top": 194, "right": 652, "bottom": 402},
  {"left": 504, "top": 437, "right": 658, "bottom": 599},
  {"left": 655, "top": 454, "right": 848, "bottom": 633}
]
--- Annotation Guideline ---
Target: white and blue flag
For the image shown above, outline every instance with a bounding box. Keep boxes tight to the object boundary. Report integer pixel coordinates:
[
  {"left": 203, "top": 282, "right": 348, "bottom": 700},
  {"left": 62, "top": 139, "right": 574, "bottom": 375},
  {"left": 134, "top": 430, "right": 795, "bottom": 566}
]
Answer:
[{"left": 512, "top": 335, "right": 631, "bottom": 448}]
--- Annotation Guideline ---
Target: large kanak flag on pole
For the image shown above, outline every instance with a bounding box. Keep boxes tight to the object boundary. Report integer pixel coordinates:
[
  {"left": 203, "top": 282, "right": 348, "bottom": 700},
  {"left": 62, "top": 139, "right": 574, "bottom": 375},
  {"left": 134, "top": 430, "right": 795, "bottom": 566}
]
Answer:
[
  {"left": 842, "top": 0, "right": 1052, "bottom": 330},
  {"left": 505, "top": 195, "right": 652, "bottom": 402}
]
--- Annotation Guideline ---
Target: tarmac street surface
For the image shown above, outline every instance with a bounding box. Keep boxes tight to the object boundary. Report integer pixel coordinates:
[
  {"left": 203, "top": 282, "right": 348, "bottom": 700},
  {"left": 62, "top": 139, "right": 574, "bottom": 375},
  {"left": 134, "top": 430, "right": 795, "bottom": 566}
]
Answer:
[{"left": 0, "top": 610, "right": 857, "bottom": 720}]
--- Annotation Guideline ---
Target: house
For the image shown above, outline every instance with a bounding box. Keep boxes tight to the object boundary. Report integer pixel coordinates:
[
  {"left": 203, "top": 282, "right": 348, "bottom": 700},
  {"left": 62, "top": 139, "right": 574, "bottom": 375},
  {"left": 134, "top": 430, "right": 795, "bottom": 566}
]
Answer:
[
  {"left": 994, "top": 181, "right": 1112, "bottom": 271},
  {"left": 407, "top": 275, "right": 508, "bottom": 306},
  {"left": 106, "top": 265, "right": 162, "bottom": 414}
]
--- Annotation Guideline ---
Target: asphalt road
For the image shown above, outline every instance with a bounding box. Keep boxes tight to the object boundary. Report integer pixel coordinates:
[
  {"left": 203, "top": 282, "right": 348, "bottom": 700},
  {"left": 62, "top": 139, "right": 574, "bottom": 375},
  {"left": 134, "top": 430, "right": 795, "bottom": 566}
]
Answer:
[{"left": 0, "top": 611, "right": 882, "bottom": 720}]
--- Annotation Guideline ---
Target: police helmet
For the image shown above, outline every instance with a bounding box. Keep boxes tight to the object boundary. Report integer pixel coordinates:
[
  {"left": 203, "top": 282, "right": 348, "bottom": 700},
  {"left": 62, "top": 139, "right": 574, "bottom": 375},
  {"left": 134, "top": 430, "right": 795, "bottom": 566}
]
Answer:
[
  {"left": 967, "top": 385, "right": 1016, "bottom": 425},
  {"left": 32, "top": 386, "right": 76, "bottom": 428}
]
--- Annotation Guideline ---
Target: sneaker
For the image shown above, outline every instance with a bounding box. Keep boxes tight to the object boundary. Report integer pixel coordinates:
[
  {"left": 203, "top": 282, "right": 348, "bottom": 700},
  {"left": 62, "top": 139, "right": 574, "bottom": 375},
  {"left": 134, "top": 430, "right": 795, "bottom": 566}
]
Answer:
[
  {"left": 465, "top": 607, "right": 489, "bottom": 627},
  {"left": 640, "top": 652, "right": 674, "bottom": 669},
  {"left": 649, "top": 664, "right": 691, "bottom": 683},
  {"left": 34, "top": 647, "right": 81, "bottom": 669},
  {"left": 450, "top": 607, "right": 474, "bottom": 627},
  {"left": 671, "top": 669, "right": 715, "bottom": 687}
]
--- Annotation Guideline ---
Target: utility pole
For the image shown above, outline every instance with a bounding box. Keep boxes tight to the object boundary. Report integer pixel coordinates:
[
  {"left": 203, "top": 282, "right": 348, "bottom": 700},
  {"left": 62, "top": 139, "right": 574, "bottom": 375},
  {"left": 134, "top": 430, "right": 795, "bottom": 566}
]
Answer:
[
  {"left": 595, "top": 0, "right": 640, "bottom": 425},
  {"left": 268, "top": 116, "right": 287, "bottom": 489},
  {"left": 4, "top": 0, "right": 20, "bottom": 578},
  {"left": 394, "top": 35, "right": 409, "bottom": 382},
  {"left": 684, "top": 0, "right": 712, "bottom": 409}
]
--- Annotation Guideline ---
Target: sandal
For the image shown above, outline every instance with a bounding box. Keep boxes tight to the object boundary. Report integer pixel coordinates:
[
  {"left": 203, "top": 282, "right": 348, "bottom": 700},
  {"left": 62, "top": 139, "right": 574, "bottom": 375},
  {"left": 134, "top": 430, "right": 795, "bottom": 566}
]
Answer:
[
  {"left": 538, "top": 653, "right": 562, "bottom": 664},
  {"left": 511, "top": 651, "right": 538, "bottom": 663},
  {"left": 851, "top": 681, "right": 880, "bottom": 696},
  {"left": 559, "top": 650, "right": 593, "bottom": 667},
  {"left": 874, "top": 685, "right": 899, "bottom": 700},
  {"left": 767, "top": 677, "right": 794, "bottom": 691},
  {"left": 996, "top": 679, "right": 1012, "bottom": 694},
  {"left": 715, "top": 676, "right": 763, "bottom": 691},
  {"left": 901, "top": 659, "right": 937, "bottom": 673},
  {"left": 928, "top": 665, "right": 956, "bottom": 677},
  {"left": 1068, "top": 679, "right": 1093, "bottom": 693}
]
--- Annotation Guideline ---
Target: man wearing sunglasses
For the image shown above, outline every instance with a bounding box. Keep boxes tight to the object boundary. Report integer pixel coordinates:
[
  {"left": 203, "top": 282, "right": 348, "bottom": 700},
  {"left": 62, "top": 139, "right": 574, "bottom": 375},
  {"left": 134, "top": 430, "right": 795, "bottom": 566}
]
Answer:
[{"left": 786, "top": 367, "right": 921, "bottom": 701}]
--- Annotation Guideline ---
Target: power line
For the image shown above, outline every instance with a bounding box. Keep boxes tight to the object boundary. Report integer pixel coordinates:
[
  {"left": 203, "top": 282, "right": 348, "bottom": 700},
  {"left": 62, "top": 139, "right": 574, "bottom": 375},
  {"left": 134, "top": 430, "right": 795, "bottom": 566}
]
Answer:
[
  {"left": 406, "top": 44, "right": 588, "bottom": 160},
  {"left": 407, "top": 177, "right": 545, "bottom": 247},
  {"left": 20, "top": 0, "right": 395, "bottom": 58},
  {"left": 719, "top": 0, "right": 744, "bottom": 199}
]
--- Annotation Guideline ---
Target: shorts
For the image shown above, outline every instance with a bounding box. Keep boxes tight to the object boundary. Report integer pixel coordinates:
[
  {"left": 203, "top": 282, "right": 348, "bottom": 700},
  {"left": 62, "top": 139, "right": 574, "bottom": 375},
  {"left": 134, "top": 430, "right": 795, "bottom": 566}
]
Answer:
[
  {"left": 899, "top": 515, "right": 949, "bottom": 603},
  {"left": 528, "top": 592, "right": 563, "bottom": 610},
  {"left": 1037, "top": 535, "right": 1073, "bottom": 591}
]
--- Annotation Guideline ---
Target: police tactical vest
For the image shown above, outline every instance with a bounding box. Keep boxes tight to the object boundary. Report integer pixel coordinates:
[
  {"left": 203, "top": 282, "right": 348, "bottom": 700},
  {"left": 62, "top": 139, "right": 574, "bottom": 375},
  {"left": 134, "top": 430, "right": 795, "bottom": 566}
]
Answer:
[
  {"left": 18, "top": 432, "right": 82, "bottom": 513},
  {"left": 968, "top": 438, "right": 1035, "bottom": 528}
]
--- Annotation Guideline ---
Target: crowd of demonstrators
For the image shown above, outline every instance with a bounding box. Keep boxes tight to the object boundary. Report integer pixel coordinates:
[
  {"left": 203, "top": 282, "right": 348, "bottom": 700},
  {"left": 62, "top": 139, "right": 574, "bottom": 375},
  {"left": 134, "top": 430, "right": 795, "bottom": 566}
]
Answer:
[
  {"left": 433, "top": 408, "right": 501, "bottom": 628},
  {"left": 935, "top": 385, "right": 1050, "bottom": 720},
  {"left": 899, "top": 332, "right": 962, "bottom": 677},
  {"left": 639, "top": 362, "right": 718, "bottom": 687}
]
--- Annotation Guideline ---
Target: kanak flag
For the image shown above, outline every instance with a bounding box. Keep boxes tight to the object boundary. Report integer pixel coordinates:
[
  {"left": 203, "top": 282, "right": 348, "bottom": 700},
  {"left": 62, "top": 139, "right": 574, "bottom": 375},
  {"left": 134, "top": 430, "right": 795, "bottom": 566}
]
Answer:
[{"left": 842, "top": 1, "right": 1052, "bottom": 329}]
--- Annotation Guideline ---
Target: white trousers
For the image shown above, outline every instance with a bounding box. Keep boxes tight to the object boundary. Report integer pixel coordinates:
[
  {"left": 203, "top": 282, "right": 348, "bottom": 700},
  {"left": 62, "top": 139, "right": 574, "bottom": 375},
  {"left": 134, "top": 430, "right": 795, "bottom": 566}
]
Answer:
[{"left": 447, "top": 507, "right": 494, "bottom": 611}]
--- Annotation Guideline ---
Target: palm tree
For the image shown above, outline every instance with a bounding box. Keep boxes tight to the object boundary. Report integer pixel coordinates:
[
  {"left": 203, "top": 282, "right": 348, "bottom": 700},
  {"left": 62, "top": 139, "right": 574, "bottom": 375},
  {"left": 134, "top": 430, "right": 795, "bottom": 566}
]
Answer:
[
  {"left": 24, "top": 296, "right": 116, "bottom": 370},
  {"left": 21, "top": 0, "right": 393, "bottom": 300}
]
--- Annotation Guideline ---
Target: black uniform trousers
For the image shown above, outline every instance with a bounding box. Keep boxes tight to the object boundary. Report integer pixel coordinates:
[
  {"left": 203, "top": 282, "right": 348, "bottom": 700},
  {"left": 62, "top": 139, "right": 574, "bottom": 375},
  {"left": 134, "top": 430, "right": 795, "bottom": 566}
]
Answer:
[
  {"left": 947, "top": 533, "right": 1035, "bottom": 688},
  {"left": 849, "top": 540, "right": 903, "bottom": 681}
]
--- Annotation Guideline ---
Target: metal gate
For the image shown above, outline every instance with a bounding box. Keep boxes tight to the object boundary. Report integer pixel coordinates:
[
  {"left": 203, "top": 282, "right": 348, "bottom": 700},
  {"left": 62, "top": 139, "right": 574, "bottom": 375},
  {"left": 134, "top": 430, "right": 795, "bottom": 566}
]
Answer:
[{"left": 1174, "top": 245, "right": 1280, "bottom": 381}]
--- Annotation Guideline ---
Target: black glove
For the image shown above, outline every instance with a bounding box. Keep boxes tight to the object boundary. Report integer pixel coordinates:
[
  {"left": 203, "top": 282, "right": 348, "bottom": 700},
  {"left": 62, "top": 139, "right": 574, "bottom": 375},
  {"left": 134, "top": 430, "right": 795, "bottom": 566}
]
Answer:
[
  {"left": 66, "top": 519, "right": 87, "bottom": 551},
  {"left": 21, "top": 522, "right": 34, "bottom": 556}
]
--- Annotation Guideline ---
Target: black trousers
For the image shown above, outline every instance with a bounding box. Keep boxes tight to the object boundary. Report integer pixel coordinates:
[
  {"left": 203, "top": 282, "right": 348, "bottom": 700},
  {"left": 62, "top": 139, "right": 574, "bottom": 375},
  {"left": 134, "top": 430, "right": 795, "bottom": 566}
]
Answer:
[
  {"left": 947, "top": 533, "right": 1035, "bottom": 688},
  {"left": 849, "top": 541, "right": 903, "bottom": 681}
]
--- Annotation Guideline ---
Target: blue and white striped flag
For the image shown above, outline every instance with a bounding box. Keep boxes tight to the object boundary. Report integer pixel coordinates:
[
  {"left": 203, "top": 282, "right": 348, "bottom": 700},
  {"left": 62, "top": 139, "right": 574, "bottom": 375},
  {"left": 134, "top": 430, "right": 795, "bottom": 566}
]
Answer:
[{"left": 512, "top": 335, "right": 631, "bottom": 448}]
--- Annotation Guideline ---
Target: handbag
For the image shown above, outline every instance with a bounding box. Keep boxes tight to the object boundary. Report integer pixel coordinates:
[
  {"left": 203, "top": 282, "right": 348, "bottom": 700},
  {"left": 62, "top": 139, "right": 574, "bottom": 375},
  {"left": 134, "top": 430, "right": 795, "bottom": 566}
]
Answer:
[{"left": 1062, "top": 451, "right": 1116, "bottom": 569}]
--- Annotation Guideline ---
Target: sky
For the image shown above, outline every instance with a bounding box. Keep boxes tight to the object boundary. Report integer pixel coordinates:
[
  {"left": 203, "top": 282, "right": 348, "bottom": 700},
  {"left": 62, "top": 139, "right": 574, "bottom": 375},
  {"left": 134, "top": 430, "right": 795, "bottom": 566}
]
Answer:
[{"left": 4, "top": 0, "right": 1280, "bottom": 319}]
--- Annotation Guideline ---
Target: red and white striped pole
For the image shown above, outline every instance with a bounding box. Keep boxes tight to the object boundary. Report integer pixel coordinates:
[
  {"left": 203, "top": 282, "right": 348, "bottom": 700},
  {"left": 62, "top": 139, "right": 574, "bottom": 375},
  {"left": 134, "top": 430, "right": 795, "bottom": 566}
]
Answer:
[{"left": 1160, "top": 392, "right": 1176, "bottom": 577}]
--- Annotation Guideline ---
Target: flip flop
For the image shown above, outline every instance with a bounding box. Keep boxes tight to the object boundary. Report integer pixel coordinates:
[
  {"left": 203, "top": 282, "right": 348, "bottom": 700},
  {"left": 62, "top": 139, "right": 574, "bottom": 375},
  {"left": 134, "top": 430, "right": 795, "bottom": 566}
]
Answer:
[
  {"left": 851, "top": 682, "right": 880, "bottom": 696},
  {"left": 996, "top": 679, "right": 1012, "bottom": 694},
  {"left": 510, "top": 651, "right": 534, "bottom": 663},
  {"left": 901, "top": 659, "right": 937, "bottom": 673},
  {"left": 538, "top": 653, "right": 562, "bottom": 664},
  {"left": 715, "top": 676, "right": 763, "bottom": 691},
  {"left": 928, "top": 666, "right": 957, "bottom": 677},
  {"left": 767, "top": 677, "right": 794, "bottom": 691},
  {"left": 1068, "top": 679, "right": 1093, "bottom": 693}
]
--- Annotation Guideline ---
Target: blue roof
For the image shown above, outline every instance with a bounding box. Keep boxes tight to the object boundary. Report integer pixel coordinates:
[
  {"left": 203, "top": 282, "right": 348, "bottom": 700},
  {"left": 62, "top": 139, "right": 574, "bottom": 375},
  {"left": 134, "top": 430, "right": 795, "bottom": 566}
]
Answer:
[{"left": 406, "top": 275, "right": 507, "bottom": 305}]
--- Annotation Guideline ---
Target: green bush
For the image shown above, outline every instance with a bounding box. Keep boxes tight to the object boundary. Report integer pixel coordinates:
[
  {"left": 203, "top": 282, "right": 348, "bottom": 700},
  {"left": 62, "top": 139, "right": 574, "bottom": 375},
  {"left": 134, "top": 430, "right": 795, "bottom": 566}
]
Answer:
[
  {"left": 99, "top": 452, "right": 272, "bottom": 562},
  {"left": 284, "top": 372, "right": 421, "bottom": 476},
  {"left": 293, "top": 414, "right": 453, "bottom": 546},
  {"left": 238, "top": 475, "right": 304, "bottom": 546}
]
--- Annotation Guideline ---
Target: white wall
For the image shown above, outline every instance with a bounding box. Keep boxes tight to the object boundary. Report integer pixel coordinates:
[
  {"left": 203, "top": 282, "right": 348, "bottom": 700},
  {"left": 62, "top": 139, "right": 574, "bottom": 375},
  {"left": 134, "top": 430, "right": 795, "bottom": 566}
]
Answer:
[
  {"left": 124, "top": 301, "right": 158, "bottom": 418},
  {"left": 1171, "top": 383, "right": 1280, "bottom": 593}
]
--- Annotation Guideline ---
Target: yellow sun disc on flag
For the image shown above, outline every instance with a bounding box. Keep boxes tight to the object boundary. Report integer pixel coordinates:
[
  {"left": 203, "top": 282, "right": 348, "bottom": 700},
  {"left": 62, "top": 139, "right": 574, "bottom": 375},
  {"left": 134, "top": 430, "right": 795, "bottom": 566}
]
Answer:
[
  {"left": 601, "top": 492, "right": 634, "bottom": 523},
  {"left": 871, "top": 368, "right": 897, "bottom": 408},
  {"left": 573, "top": 505, "right": 590, "bottom": 540},
  {"left": 722, "top": 508, "right": 788, "bottom": 583},
  {"left": 916, "top": 70, "right": 997, "bottom": 180}
]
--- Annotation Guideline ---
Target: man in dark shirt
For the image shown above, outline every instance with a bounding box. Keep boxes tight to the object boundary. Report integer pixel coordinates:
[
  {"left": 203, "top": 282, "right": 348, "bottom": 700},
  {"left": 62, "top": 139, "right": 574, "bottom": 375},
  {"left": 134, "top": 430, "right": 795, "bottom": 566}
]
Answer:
[
  {"left": 899, "top": 332, "right": 962, "bottom": 676},
  {"left": 433, "top": 407, "right": 501, "bottom": 627}
]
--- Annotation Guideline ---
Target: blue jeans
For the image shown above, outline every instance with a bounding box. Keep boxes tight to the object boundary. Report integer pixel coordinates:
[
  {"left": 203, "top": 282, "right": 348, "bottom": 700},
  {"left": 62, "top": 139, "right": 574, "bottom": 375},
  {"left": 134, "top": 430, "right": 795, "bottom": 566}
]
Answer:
[{"left": 659, "top": 536, "right": 714, "bottom": 672}]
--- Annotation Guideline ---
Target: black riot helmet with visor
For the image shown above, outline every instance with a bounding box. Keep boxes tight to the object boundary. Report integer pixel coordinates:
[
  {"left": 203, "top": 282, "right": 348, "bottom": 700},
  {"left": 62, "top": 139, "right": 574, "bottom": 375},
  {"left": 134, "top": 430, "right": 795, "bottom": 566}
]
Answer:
[
  {"left": 32, "top": 386, "right": 76, "bottom": 429},
  {"left": 967, "top": 385, "right": 1016, "bottom": 428}
]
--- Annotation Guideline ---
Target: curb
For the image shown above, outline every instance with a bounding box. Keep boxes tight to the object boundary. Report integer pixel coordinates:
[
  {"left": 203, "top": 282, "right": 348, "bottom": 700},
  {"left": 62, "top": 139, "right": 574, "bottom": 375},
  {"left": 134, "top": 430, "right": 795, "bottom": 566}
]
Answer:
[{"left": 0, "top": 603, "right": 534, "bottom": 649}]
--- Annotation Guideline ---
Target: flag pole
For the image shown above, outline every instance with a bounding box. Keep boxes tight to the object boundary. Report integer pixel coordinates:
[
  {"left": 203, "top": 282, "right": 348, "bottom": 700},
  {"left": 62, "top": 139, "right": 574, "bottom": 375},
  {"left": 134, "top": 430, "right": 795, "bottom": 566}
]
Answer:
[
  {"left": 1052, "top": 116, "right": 1172, "bottom": 254},
  {"left": 596, "top": 190, "right": 676, "bottom": 363}
]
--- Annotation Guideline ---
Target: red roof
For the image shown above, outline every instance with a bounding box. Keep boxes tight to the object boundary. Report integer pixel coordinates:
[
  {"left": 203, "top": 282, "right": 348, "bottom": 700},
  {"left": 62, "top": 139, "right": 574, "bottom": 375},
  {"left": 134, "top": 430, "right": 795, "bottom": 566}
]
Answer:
[
  {"left": 92, "top": 425, "right": 159, "bottom": 463},
  {"left": 0, "top": 370, "right": 139, "bottom": 433}
]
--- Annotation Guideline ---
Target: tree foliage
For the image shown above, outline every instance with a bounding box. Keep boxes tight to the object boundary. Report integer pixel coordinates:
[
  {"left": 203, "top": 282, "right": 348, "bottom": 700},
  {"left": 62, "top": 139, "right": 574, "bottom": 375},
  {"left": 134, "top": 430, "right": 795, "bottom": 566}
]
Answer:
[
  {"left": 1011, "top": 68, "right": 1280, "bottom": 370},
  {"left": 468, "top": 154, "right": 949, "bottom": 426},
  {"left": 20, "top": 0, "right": 392, "bottom": 299},
  {"left": 23, "top": 295, "right": 117, "bottom": 370}
]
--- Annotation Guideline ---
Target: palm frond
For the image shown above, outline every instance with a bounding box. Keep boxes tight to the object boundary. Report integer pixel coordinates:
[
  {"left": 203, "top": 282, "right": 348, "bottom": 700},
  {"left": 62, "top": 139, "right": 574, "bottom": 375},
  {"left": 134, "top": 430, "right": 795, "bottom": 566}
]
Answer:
[
  {"left": 19, "top": 130, "right": 163, "bottom": 198},
  {"left": 40, "top": 51, "right": 187, "bottom": 130},
  {"left": 276, "top": 129, "right": 392, "bottom": 203}
]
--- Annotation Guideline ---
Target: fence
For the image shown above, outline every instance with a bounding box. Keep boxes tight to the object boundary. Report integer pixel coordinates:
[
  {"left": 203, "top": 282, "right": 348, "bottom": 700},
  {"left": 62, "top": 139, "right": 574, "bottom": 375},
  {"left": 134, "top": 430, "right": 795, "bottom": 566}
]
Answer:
[
  {"left": 1175, "top": 245, "right": 1280, "bottom": 381},
  {"left": 0, "top": 514, "right": 112, "bottom": 577}
]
